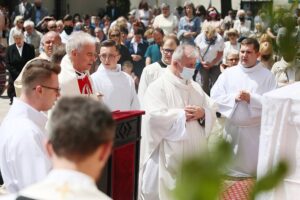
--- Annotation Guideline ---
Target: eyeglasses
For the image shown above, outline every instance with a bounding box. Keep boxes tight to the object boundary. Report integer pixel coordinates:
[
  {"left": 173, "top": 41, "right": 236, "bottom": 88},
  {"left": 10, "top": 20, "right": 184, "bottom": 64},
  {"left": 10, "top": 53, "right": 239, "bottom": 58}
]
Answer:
[
  {"left": 49, "top": 25, "right": 57, "bottom": 29},
  {"left": 99, "top": 54, "right": 119, "bottom": 60},
  {"left": 110, "top": 34, "right": 120, "bottom": 38},
  {"left": 162, "top": 48, "right": 175, "bottom": 54},
  {"left": 33, "top": 85, "right": 61, "bottom": 93}
]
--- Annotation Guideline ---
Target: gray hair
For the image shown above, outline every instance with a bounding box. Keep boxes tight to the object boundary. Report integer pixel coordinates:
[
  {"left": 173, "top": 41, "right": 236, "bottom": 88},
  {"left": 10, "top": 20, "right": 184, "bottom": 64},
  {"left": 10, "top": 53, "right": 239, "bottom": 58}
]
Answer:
[
  {"left": 14, "top": 15, "right": 24, "bottom": 25},
  {"left": 24, "top": 20, "right": 34, "bottom": 28},
  {"left": 12, "top": 29, "right": 24, "bottom": 38},
  {"left": 66, "top": 31, "right": 96, "bottom": 55},
  {"left": 172, "top": 44, "right": 199, "bottom": 61},
  {"left": 161, "top": 3, "right": 169, "bottom": 9},
  {"left": 226, "top": 49, "right": 239, "bottom": 59},
  {"left": 41, "top": 31, "right": 61, "bottom": 45}
]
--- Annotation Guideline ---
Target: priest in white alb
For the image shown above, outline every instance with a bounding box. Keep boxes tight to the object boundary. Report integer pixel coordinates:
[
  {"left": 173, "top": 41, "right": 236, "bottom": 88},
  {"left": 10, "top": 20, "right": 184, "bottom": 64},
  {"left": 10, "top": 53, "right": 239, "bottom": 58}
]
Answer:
[
  {"left": 211, "top": 38, "right": 277, "bottom": 177},
  {"left": 139, "top": 44, "right": 216, "bottom": 200}
]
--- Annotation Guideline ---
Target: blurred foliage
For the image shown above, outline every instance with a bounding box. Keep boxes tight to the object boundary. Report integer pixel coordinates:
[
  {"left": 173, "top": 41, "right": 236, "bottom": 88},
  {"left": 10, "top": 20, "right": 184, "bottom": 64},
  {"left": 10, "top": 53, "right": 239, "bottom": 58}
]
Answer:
[{"left": 173, "top": 140, "right": 288, "bottom": 200}]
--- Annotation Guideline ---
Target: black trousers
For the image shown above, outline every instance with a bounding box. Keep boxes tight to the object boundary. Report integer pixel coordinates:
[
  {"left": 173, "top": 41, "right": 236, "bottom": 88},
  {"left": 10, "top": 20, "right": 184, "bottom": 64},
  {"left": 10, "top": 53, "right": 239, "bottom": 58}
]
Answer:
[{"left": 199, "top": 65, "right": 221, "bottom": 96}]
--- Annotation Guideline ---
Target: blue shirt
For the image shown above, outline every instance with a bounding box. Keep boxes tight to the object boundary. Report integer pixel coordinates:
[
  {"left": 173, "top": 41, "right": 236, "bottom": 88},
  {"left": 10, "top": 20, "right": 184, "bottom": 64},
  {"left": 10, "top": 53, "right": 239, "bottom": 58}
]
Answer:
[{"left": 144, "top": 44, "right": 161, "bottom": 64}]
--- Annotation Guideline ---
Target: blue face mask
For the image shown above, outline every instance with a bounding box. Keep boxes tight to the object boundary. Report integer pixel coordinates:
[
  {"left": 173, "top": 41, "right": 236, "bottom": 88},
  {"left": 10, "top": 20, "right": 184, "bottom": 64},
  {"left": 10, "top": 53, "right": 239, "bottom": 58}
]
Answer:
[{"left": 180, "top": 66, "right": 195, "bottom": 80}]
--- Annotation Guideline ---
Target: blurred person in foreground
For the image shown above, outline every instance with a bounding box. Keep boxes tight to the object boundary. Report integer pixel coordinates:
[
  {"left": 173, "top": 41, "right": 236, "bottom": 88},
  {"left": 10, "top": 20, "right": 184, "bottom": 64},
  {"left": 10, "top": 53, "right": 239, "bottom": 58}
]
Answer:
[{"left": 1, "top": 96, "right": 115, "bottom": 200}]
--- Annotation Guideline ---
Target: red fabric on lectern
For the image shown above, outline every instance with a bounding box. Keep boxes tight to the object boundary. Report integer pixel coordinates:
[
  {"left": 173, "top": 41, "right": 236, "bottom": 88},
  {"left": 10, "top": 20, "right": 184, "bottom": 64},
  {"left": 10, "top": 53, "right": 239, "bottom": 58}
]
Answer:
[{"left": 112, "top": 143, "right": 135, "bottom": 200}]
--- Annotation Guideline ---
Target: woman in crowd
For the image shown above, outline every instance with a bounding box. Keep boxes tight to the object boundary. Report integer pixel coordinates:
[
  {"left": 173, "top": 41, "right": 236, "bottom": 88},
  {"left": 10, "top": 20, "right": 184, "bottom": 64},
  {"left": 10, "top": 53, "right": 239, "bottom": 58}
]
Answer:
[
  {"left": 108, "top": 26, "right": 132, "bottom": 65},
  {"left": 135, "top": 1, "right": 152, "bottom": 28},
  {"left": 222, "top": 28, "right": 240, "bottom": 64},
  {"left": 177, "top": 1, "right": 201, "bottom": 44},
  {"left": 194, "top": 23, "right": 224, "bottom": 95},
  {"left": 202, "top": 6, "right": 223, "bottom": 35},
  {"left": 234, "top": 9, "right": 252, "bottom": 38}
]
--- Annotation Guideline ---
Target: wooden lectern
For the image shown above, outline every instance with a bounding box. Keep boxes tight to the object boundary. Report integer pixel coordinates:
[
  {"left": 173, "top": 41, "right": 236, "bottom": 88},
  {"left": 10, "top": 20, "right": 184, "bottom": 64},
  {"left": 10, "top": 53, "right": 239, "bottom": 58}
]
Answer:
[{"left": 98, "top": 110, "right": 145, "bottom": 200}]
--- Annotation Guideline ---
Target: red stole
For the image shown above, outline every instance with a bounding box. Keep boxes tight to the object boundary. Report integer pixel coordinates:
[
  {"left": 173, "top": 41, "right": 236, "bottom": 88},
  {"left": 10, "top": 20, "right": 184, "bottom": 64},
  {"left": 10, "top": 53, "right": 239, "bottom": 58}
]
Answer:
[{"left": 77, "top": 74, "right": 93, "bottom": 95}]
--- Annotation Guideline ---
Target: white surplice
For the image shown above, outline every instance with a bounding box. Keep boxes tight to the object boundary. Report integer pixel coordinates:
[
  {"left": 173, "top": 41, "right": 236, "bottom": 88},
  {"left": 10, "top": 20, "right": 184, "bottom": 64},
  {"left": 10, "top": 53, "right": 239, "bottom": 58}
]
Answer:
[
  {"left": 138, "top": 62, "right": 166, "bottom": 104},
  {"left": 211, "top": 62, "right": 277, "bottom": 177},
  {"left": 139, "top": 68, "right": 216, "bottom": 200},
  {"left": 91, "top": 64, "right": 140, "bottom": 111},
  {"left": 0, "top": 98, "right": 52, "bottom": 193}
]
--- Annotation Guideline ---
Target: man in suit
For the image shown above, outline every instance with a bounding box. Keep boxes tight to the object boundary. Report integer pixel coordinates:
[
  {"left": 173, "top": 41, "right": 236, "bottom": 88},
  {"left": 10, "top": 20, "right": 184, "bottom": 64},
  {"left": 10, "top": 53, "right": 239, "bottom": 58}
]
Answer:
[
  {"left": 30, "top": 0, "right": 48, "bottom": 25},
  {"left": 125, "top": 27, "right": 148, "bottom": 79},
  {"left": 11, "top": 0, "right": 33, "bottom": 22},
  {"left": 6, "top": 29, "right": 35, "bottom": 104},
  {"left": 105, "top": 0, "right": 121, "bottom": 21}
]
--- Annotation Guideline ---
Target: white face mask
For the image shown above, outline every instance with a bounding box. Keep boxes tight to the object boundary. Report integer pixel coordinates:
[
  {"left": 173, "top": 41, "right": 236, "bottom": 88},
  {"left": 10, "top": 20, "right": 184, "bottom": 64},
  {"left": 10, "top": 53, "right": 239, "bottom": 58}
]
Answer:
[{"left": 180, "top": 66, "right": 195, "bottom": 81}]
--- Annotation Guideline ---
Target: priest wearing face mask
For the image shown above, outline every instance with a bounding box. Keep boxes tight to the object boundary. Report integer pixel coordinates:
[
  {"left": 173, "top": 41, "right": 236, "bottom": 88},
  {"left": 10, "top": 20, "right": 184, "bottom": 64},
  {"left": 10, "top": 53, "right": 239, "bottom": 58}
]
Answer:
[
  {"left": 60, "top": 14, "right": 74, "bottom": 44},
  {"left": 139, "top": 44, "right": 216, "bottom": 200}
]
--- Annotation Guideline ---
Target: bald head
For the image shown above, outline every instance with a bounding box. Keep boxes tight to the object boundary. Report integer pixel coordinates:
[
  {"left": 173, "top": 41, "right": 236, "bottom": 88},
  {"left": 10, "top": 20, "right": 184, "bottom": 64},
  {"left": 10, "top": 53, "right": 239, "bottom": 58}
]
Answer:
[{"left": 41, "top": 31, "right": 62, "bottom": 57}]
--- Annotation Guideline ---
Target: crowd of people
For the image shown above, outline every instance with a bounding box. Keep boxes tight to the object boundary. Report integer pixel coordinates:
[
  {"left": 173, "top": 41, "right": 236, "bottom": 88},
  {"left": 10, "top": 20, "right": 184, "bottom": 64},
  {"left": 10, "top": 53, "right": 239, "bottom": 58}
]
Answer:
[{"left": 0, "top": 0, "right": 300, "bottom": 199}]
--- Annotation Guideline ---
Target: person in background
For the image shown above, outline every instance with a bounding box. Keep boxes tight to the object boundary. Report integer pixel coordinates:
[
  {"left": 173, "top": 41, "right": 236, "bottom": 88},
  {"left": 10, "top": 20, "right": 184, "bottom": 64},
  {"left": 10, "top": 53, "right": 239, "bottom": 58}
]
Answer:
[
  {"left": 0, "top": 59, "right": 60, "bottom": 193},
  {"left": 23, "top": 20, "right": 43, "bottom": 56},
  {"left": 152, "top": 3, "right": 178, "bottom": 35},
  {"left": 30, "top": 0, "right": 48, "bottom": 25},
  {"left": 135, "top": 1, "right": 152, "bottom": 28},
  {"left": 56, "top": 20, "right": 64, "bottom": 33},
  {"left": 222, "top": 28, "right": 240, "bottom": 64},
  {"left": 271, "top": 43, "right": 300, "bottom": 87},
  {"left": 6, "top": 30, "right": 35, "bottom": 104},
  {"left": 195, "top": 5, "right": 207, "bottom": 23},
  {"left": 108, "top": 26, "right": 132, "bottom": 66},
  {"left": 220, "top": 49, "right": 239, "bottom": 72},
  {"left": 122, "top": 60, "right": 138, "bottom": 90},
  {"left": 234, "top": 9, "right": 252, "bottom": 38},
  {"left": 144, "top": 27, "right": 164, "bottom": 65},
  {"left": 126, "top": 27, "right": 148, "bottom": 79},
  {"left": 2, "top": 96, "right": 115, "bottom": 200},
  {"left": 177, "top": 1, "right": 201, "bottom": 44},
  {"left": 258, "top": 41, "right": 274, "bottom": 70},
  {"left": 202, "top": 6, "right": 223, "bottom": 35},
  {"left": 47, "top": 20, "right": 57, "bottom": 32},
  {"left": 8, "top": 15, "right": 24, "bottom": 46},
  {"left": 60, "top": 14, "right": 74, "bottom": 44},
  {"left": 14, "top": 31, "right": 62, "bottom": 97},
  {"left": 138, "top": 34, "right": 179, "bottom": 102},
  {"left": 11, "top": 0, "right": 32, "bottom": 22},
  {"left": 194, "top": 23, "right": 224, "bottom": 95},
  {"left": 105, "top": 0, "right": 121, "bottom": 21}
]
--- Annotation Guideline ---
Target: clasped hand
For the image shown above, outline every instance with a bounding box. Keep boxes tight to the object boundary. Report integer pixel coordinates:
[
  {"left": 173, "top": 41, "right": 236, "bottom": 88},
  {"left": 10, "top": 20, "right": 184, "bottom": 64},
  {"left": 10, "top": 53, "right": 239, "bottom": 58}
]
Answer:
[
  {"left": 236, "top": 90, "right": 250, "bottom": 103},
  {"left": 184, "top": 105, "right": 205, "bottom": 121}
]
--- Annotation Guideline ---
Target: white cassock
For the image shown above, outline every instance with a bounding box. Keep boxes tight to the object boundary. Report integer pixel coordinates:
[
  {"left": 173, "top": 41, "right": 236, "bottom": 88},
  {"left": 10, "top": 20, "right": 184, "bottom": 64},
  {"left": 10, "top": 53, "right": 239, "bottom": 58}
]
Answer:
[
  {"left": 91, "top": 64, "right": 140, "bottom": 111},
  {"left": 138, "top": 62, "right": 166, "bottom": 104},
  {"left": 1, "top": 169, "right": 111, "bottom": 200},
  {"left": 211, "top": 62, "right": 277, "bottom": 177},
  {"left": 0, "top": 98, "right": 52, "bottom": 193},
  {"left": 139, "top": 68, "right": 216, "bottom": 200}
]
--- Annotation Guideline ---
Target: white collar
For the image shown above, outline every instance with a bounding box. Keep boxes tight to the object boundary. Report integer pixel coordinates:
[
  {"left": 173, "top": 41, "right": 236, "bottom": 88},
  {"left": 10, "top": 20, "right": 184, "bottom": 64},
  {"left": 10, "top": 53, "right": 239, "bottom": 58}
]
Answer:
[
  {"left": 98, "top": 63, "right": 121, "bottom": 72},
  {"left": 11, "top": 98, "right": 48, "bottom": 130},
  {"left": 130, "top": 38, "right": 143, "bottom": 44}
]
